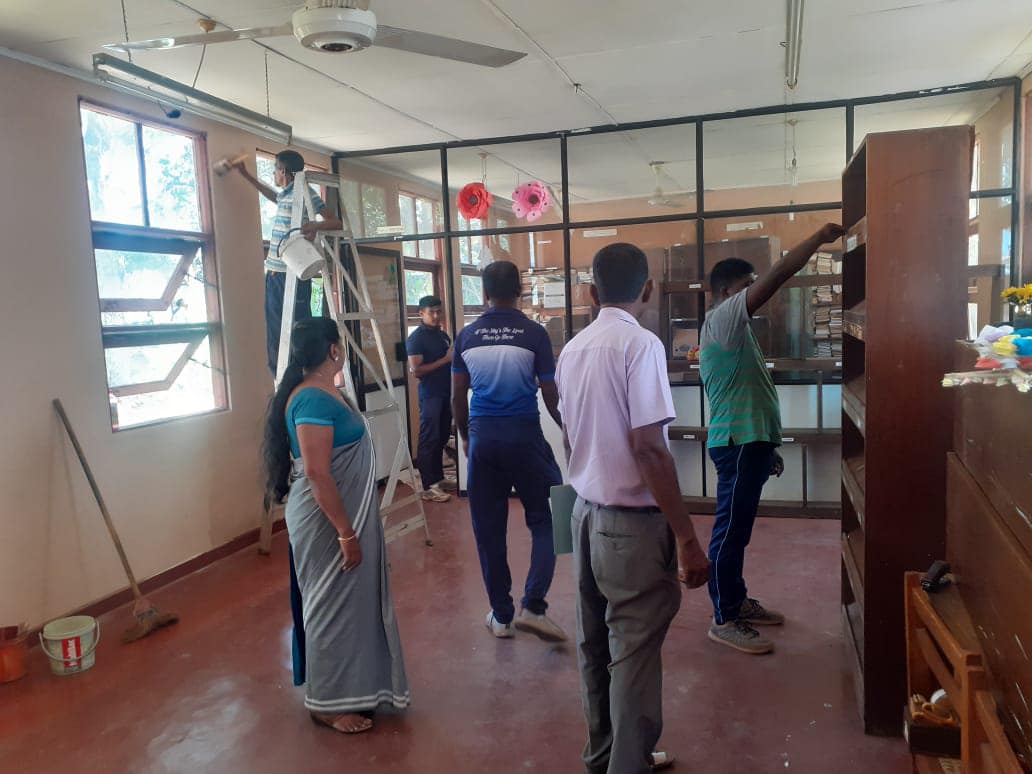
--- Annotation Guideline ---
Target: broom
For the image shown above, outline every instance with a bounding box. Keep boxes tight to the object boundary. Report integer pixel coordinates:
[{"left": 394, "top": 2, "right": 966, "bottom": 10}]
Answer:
[{"left": 53, "top": 399, "right": 179, "bottom": 643}]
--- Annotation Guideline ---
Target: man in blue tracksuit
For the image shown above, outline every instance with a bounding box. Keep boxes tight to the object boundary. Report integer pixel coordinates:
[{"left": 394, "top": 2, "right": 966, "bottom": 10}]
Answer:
[{"left": 452, "top": 260, "right": 567, "bottom": 642}]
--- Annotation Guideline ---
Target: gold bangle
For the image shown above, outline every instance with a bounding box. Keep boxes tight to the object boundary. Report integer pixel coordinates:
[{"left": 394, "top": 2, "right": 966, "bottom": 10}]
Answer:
[{"left": 338, "top": 533, "right": 358, "bottom": 544}]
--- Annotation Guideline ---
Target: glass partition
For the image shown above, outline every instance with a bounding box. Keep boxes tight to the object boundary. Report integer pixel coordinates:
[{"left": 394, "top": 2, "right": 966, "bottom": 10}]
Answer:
[
  {"left": 567, "top": 124, "right": 697, "bottom": 223},
  {"left": 446, "top": 140, "right": 564, "bottom": 231},
  {"left": 703, "top": 108, "right": 846, "bottom": 209},
  {"left": 338, "top": 150, "right": 442, "bottom": 239}
]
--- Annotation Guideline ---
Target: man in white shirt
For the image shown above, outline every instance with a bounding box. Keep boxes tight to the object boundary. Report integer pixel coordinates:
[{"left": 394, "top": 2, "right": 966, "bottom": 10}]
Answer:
[{"left": 557, "top": 242, "right": 710, "bottom": 774}]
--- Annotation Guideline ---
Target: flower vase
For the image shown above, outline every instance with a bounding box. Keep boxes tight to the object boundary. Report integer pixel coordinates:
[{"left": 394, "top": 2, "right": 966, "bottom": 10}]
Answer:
[{"left": 1014, "top": 303, "right": 1032, "bottom": 330}]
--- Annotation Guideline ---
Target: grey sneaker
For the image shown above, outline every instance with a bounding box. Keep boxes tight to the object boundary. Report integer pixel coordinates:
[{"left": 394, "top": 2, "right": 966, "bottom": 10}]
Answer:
[
  {"left": 513, "top": 608, "right": 568, "bottom": 642},
  {"left": 485, "top": 611, "right": 514, "bottom": 638},
  {"left": 738, "top": 597, "right": 785, "bottom": 626},
  {"left": 708, "top": 619, "right": 774, "bottom": 654}
]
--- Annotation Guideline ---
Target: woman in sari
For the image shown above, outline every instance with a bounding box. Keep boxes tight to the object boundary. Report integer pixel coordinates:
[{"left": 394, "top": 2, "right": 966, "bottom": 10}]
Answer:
[{"left": 263, "top": 317, "right": 409, "bottom": 734}]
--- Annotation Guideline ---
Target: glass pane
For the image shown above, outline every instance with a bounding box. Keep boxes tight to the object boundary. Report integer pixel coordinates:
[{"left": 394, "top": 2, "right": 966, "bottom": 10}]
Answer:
[
  {"left": 340, "top": 179, "right": 362, "bottom": 235},
  {"left": 404, "top": 269, "right": 434, "bottom": 307},
  {"left": 447, "top": 140, "right": 564, "bottom": 230},
  {"left": 855, "top": 87, "right": 1013, "bottom": 191},
  {"left": 98, "top": 249, "right": 210, "bottom": 326},
  {"left": 95, "top": 248, "right": 185, "bottom": 299},
  {"left": 703, "top": 210, "right": 843, "bottom": 363},
  {"left": 339, "top": 151, "right": 442, "bottom": 237},
  {"left": 968, "top": 195, "right": 1013, "bottom": 330},
  {"left": 568, "top": 124, "right": 697, "bottom": 223},
  {"left": 461, "top": 274, "right": 483, "bottom": 307},
  {"left": 449, "top": 230, "right": 564, "bottom": 351},
  {"left": 399, "top": 194, "right": 416, "bottom": 234},
  {"left": 105, "top": 342, "right": 189, "bottom": 388},
  {"left": 415, "top": 197, "right": 435, "bottom": 234},
  {"left": 80, "top": 107, "right": 144, "bottom": 225},
  {"left": 361, "top": 185, "right": 388, "bottom": 237},
  {"left": 109, "top": 338, "right": 217, "bottom": 429},
  {"left": 704, "top": 108, "right": 845, "bottom": 209},
  {"left": 418, "top": 239, "right": 436, "bottom": 262},
  {"left": 142, "top": 126, "right": 201, "bottom": 232},
  {"left": 257, "top": 155, "right": 278, "bottom": 241},
  {"left": 570, "top": 219, "right": 698, "bottom": 345}
]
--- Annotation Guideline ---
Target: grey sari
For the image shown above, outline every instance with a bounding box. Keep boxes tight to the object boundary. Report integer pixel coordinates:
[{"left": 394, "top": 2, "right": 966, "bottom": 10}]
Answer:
[{"left": 286, "top": 426, "right": 410, "bottom": 714}]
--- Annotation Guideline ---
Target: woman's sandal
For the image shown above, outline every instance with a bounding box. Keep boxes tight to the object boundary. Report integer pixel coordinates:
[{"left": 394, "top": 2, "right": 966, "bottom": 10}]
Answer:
[{"left": 310, "top": 711, "right": 374, "bottom": 734}]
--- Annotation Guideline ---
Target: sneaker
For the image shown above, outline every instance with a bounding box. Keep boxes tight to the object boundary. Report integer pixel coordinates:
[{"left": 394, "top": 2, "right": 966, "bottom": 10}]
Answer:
[
  {"left": 513, "top": 608, "right": 568, "bottom": 642},
  {"left": 437, "top": 478, "right": 458, "bottom": 492},
  {"left": 738, "top": 597, "right": 785, "bottom": 626},
  {"left": 420, "top": 485, "right": 450, "bottom": 503},
  {"left": 708, "top": 619, "right": 774, "bottom": 654},
  {"left": 485, "top": 610, "right": 514, "bottom": 638}
]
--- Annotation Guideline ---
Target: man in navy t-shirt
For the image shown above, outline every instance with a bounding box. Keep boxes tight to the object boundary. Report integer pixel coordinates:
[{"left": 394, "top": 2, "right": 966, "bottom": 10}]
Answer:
[
  {"left": 407, "top": 296, "right": 453, "bottom": 503},
  {"left": 452, "top": 261, "right": 566, "bottom": 642}
]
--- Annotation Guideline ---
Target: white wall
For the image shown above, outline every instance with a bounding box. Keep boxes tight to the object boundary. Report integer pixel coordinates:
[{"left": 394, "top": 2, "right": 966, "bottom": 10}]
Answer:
[{"left": 0, "top": 56, "right": 332, "bottom": 628}]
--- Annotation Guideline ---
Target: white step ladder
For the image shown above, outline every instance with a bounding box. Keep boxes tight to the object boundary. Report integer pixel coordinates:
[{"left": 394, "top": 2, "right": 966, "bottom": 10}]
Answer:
[{"left": 259, "top": 171, "right": 432, "bottom": 552}]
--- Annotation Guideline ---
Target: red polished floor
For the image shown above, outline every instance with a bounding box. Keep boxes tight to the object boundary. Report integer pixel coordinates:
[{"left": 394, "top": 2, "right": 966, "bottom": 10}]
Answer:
[{"left": 0, "top": 501, "right": 909, "bottom": 773}]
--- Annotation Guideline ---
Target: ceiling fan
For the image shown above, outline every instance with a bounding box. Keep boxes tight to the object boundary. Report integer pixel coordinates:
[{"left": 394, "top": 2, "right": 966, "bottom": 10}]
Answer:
[
  {"left": 105, "top": 0, "right": 527, "bottom": 68},
  {"left": 647, "top": 162, "right": 692, "bottom": 208}
]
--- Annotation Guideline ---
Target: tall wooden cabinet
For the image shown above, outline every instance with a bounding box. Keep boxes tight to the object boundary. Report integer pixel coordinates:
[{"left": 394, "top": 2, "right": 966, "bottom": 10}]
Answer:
[{"left": 839, "top": 126, "right": 972, "bottom": 735}]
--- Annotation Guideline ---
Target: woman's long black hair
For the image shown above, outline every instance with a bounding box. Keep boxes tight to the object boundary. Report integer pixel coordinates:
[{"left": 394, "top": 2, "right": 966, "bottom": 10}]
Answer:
[{"left": 262, "top": 316, "right": 341, "bottom": 507}]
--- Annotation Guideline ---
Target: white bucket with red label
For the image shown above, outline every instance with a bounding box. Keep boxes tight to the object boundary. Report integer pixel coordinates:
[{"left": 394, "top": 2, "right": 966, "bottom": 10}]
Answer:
[{"left": 39, "top": 616, "right": 100, "bottom": 676}]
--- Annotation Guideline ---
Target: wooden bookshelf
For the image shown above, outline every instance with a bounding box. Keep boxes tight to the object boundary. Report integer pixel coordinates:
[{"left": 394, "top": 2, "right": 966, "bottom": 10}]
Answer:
[{"left": 840, "top": 127, "right": 971, "bottom": 736}]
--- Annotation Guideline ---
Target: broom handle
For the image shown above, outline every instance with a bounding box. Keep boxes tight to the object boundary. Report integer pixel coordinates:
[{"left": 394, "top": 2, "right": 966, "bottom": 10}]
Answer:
[{"left": 53, "top": 399, "right": 143, "bottom": 600}]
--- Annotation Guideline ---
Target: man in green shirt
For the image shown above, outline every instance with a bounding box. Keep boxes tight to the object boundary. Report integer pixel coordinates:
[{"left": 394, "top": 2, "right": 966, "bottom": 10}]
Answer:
[{"left": 700, "top": 222, "right": 844, "bottom": 655}]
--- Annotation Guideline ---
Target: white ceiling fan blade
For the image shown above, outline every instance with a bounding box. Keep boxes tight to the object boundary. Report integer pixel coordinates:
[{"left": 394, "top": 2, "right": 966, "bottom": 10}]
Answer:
[
  {"left": 375, "top": 25, "right": 525, "bottom": 68},
  {"left": 105, "top": 23, "right": 293, "bottom": 52}
]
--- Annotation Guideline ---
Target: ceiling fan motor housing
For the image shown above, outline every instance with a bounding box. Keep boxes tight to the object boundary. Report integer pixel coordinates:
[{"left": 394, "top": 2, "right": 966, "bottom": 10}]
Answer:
[{"left": 292, "top": 5, "right": 377, "bottom": 53}]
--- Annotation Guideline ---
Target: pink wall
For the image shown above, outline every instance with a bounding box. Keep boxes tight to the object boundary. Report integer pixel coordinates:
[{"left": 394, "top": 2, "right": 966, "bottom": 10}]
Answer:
[{"left": 0, "top": 56, "right": 331, "bottom": 628}]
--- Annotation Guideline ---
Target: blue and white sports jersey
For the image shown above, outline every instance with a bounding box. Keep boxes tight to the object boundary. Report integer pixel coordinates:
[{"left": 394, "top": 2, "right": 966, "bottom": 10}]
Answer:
[{"left": 452, "top": 306, "right": 555, "bottom": 419}]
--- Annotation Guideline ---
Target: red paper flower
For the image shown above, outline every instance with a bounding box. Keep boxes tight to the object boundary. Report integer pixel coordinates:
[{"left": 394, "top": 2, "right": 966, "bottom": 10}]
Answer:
[{"left": 457, "top": 183, "right": 493, "bottom": 221}]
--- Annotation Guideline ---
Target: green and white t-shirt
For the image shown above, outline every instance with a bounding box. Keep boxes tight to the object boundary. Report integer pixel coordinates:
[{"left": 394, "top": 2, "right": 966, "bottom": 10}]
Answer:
[{"left": 699, "top": 289, "right": 782, "bottom": 448}]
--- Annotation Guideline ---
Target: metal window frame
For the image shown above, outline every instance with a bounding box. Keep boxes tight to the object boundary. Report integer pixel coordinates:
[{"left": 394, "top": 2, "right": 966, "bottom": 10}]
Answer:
[
  {"left": 332, "top": 76, "right": 1020, "bottom": 273},
  {"left": 79, "top": 100, "right": 228, "bottom": 429}
]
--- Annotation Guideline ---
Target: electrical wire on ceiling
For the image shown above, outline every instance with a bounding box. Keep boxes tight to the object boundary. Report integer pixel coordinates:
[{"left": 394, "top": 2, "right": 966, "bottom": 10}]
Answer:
[
  {"left": 190, "top": 43, "right": 206, "bottom": 89},
  {"left": 120, "top": 0, "right": 133, "bottom": 63}
]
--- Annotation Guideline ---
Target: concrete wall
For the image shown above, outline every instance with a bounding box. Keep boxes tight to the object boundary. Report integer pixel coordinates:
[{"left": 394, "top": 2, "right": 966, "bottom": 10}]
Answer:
[{"left": 0, "top": 55, "right": 330, "bottom": 629}]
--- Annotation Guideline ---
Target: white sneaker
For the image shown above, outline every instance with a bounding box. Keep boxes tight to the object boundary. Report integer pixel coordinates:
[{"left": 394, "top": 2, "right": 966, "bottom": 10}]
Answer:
[
  {"left": 421, "top": 485, "right": 450, "bottom": 503},
  {"left": 513, "top": 608, "right": 568, "bottom": 642},
  {"left": 485, "top": 611, "right": 514, "bottom": 638}
]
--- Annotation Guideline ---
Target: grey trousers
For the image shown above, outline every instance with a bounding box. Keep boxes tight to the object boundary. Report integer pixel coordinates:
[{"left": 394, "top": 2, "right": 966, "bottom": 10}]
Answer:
[{"left": 572, "top": 498, "right": 682, "bottom": 774}]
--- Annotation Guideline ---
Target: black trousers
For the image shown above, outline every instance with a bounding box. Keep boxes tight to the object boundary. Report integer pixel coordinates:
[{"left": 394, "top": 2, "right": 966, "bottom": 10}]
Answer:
[
  {"left": 265, "top": 271, "right": 312, "bottom": 376},
  {"left": 416, "top": 395, "right": 451, "bottom": 489}
]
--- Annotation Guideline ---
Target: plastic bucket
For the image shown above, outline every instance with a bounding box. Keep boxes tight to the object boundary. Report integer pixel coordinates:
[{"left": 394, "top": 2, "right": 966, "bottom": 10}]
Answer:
[
  {"left": 0, "top": 625, "right": 29, "bottom": 683},
  {"left": 39, "top": 616, "right": 100, "bottom": 676},
  {"left": 277, "top": 230, "right": 324, "bottom": 280}
]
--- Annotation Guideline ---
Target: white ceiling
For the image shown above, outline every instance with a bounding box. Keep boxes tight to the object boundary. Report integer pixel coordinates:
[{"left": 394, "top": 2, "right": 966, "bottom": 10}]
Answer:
[{"left": 2, "top": 0, "right": 1031, "bottom": 201}]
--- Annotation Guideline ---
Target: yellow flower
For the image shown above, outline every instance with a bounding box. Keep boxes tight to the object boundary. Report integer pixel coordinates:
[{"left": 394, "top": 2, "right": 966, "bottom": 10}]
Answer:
[{"left": 1001, "top": 284, "right": 1032, "bottom": 305}]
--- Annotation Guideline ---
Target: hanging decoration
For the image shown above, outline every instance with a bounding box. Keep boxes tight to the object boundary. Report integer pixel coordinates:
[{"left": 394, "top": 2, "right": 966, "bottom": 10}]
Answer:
[
  {"left": 512, "top": 181, "right": 552, "bottom": 223},
  {"left": 457, "top": 182, "right": 493, "bottom": 220},
  {"left": 457, "top": 152, "right": 494, "bottom": 221}
]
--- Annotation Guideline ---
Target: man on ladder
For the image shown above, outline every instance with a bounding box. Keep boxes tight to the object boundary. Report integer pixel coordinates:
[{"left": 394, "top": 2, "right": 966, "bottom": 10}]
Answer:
[{"left": 227, "top": 151, "right": 341, "bottom": 376}]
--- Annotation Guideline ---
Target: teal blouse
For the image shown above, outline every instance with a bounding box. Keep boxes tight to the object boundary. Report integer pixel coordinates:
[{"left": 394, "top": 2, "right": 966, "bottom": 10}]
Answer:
[{"left": 286, "top": 387, "right": 366, "bottom": 458}]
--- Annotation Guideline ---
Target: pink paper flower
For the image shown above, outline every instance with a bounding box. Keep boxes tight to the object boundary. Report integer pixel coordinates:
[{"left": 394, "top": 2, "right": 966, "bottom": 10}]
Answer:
[{"left": 512, "top": 181, "right": 553, "bottom": 223}]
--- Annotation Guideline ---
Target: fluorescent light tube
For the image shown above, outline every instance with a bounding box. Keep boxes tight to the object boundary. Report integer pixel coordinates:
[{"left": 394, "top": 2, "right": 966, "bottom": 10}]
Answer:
[
  {"left": 93, "top": 53, "right": 292, "bottom": 144},
  {"left": 785, "top": 0, "right": 804, "bottom": 89}
]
